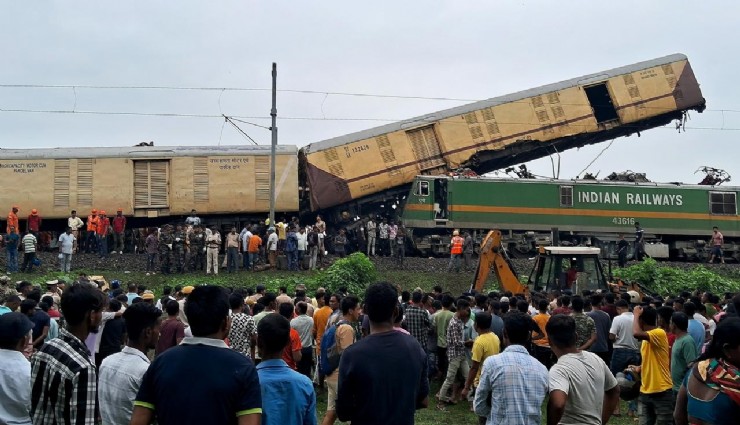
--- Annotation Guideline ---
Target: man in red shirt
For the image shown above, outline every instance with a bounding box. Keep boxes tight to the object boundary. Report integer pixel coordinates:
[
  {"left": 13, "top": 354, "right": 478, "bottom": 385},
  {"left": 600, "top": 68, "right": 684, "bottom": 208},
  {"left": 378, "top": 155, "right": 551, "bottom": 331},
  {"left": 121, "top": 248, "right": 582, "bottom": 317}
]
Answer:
[
  {"left": 278, "top": 303, "right": 302, "bottom": 370},
  {"left": 112, "top": 209, "right": 127, "bottom": 255},
  {"left": 27, "top": 209, "right": 42, "bottom": 236},
  {"left": 96, "top": 211, "right": 111, "bottom": 259}
]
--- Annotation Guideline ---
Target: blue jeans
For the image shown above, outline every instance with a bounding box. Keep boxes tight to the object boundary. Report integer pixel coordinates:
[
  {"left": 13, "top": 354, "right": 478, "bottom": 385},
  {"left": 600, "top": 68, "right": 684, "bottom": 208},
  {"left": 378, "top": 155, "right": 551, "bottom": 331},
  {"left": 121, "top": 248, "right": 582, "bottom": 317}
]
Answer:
[
  {"left": 6, "top": 248, "right": 18, "bottom": 272},
  {"left": 227, "top": 247, "right": 238, "bottom": 272},
  {"left": 286, "top": 250, "right": 298, "bottom": 271},
  {"left": 97, "top": 235, "right": 108, "bottom": 258},
  {"left": 242, "top": 251, "right": 250, "bottom": 269},
  {"left": 611, "top": 348, "right": 641, "bottom": 412}
]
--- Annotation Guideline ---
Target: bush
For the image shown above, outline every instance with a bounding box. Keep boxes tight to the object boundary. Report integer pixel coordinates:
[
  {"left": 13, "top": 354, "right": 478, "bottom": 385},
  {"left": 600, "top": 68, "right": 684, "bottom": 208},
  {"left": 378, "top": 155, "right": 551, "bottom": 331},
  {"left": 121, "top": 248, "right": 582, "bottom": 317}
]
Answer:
[
  {"left": 315, "top": 252, "right": 377, "bottom": 296},
  {"left": 614, "top": 258, "right": 740, "bottom": 295}
]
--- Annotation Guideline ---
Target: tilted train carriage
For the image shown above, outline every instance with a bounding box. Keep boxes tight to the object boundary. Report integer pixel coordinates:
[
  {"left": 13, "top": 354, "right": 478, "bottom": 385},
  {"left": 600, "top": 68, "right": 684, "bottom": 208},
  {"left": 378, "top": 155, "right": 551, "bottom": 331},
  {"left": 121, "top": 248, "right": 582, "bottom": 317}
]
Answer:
[
  {"left": 0, "top": 145, "right": 299, "bottom": 224},
  {"left": 402, "top": 175, "right": 740, "bottom": 260},
  {"left": 300, "top": 53, "right": 705, "bottom": 220}
]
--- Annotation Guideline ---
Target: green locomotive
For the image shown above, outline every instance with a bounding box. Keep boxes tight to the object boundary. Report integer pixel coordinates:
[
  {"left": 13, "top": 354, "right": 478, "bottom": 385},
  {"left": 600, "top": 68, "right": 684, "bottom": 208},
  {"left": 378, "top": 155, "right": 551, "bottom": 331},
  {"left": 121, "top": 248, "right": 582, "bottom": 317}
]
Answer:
[{"left": 402, "top": 175, "right": 739, "bottom": 261}]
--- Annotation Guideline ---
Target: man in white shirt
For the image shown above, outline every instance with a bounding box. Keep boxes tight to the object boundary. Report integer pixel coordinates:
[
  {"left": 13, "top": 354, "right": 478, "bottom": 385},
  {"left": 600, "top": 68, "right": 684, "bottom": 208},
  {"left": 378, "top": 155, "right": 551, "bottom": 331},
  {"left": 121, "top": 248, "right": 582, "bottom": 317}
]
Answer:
[
  {"left": 296, "top": 227, "right": 307, "bottom": 270},
  {"left": 67, "top": 210, "right": 84, "bottom": 253},
  {"left": 267, "top": 228, "right": 279, "bottom": 269},
  {"left": 99, "top": 303, "right": 162, "bottom": 425},
  {"left": 58, "top": 227, "right": 76, "bottom": 273},
  {"left": 0, "top": 312, "right": 34, "bottom": 425},
  {"left": 239, "top": 225, "right": 252, "bottom": 270},
  {"left": 608, "top": 299, "right": 640, "bottom": 416}
]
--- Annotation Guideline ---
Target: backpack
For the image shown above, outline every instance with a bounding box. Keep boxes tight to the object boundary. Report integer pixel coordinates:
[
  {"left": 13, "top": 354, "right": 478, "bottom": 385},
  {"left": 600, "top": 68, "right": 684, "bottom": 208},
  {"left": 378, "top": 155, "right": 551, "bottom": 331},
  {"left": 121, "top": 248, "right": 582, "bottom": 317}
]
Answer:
[{"left": 320, "top": 320, "right": 349, "bottom": 375}]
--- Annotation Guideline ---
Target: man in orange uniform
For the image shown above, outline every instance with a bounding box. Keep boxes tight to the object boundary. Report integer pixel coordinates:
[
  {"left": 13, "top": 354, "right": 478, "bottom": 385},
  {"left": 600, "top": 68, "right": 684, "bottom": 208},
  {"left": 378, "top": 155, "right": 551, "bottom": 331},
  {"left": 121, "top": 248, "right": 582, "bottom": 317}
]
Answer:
[
  {"left": 247, "top": 231, "right": 262, "bottom": 271},
  {"left": 85, "top": 209, "right": 99, "bottom": 254},
  {"left": 96, "top": 211, "right": 111, "bottom": 259},
  {"left": 447, "top": 230, "right": 464, "bottom": 273},
  {"left": 6, "top": 206, "right": 19, "bottom": 234}
]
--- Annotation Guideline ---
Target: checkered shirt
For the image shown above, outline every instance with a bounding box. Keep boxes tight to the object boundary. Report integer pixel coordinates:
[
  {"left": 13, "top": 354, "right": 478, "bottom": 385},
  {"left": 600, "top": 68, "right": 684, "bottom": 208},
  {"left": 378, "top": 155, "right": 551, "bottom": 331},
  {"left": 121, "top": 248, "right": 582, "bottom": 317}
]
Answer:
[
  {"left": 404, "top": 304, "right": 431, "bottom": 352},
  {"left": 473, "top": 344, "right": 549, "bottom": 425},
  {"left": 446, "top": 316, "right": 466, "bottom": 359},
  {"left": 31, "top": 327, "right": 99, "bottom": 424}
]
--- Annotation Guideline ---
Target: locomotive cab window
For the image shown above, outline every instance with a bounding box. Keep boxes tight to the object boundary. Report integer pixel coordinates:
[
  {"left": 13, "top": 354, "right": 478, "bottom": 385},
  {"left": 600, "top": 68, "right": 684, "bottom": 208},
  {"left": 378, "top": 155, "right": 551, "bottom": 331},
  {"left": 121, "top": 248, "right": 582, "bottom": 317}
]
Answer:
[
  {"left": 416, "top": 181, "right": 430, "bottom": 196},
  {"left": 710, "top": 192, "right": 737, "bottom": 215},
  {"left": 560, "top": 186, "right": 573, "bottom": 207}
]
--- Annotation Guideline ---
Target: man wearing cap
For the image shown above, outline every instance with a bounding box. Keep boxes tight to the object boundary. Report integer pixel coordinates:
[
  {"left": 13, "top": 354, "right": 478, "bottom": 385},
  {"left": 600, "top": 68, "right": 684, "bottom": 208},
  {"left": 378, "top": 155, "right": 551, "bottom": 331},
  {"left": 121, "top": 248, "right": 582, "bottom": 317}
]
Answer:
[
  {"left": 6, "top": 205, "right": 19, "bottom": 235},
  {"left": 67, "top": 210, "right": 84, "bottom": 253},
  {"left": 5, "top": 226, "right": 19, "bottom": 273},
  {"left": 112, "top": 209, "right": 127, "bottom": 255},
  {"left": 31, "top": 284, "right": 107, "bottom": 424},
  {"left": 27, "top": 209, "right": 42, "bottom": 237},
  {"left": 447, "top": 230, "right": 464, "bottom": 273},
  {"left": 85, "top": 209, "right": 99, "bottom": 254},
  {"left": 96, "top": 211, "right": 111, "bottom": 258},
  {"left": 58, "top": 227, "right": 75, "bottom": 273},
  {"left": 131, "top": 286, "right": 262, "bottom": 425},
  {"left": 205, "top": 226, "right": 221, "bottom": 274},
  {"left": 0, "top": 312, "right": 34, "bottom": 425},
  {"left": 177, "top": 286, "right": 194, "bottom": 326}
]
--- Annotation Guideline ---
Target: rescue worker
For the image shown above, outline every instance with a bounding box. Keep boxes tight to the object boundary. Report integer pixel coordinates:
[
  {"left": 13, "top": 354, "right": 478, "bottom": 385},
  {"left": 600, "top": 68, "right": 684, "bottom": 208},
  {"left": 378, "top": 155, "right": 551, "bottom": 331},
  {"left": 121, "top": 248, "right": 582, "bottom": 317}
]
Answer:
[
  {"left": 96, "top": 210, "right": 111, "bottom": 258},
  {"left": 6, "top": 205, "right": 19, "bottom": 235},
  {"left": 447, "top": 230, "right": 464, "bottom": 273},
  {"left": 205, "top": 225, "right": 221, "bottom": 274},
  {"left": 189, "top": 225, "right": 206, "bottom": 271},
  {"left": 86, "top": 209, "right": 99, "bottom": 254},
  {"left": 112, "top": 208, "right": 126, "bottom": 254},
  {"left": 67, "top": 210, "right": 84, "bottom": 253},
  {"left": 159, "top": 224, "right": 174, "bottom": 274},
  {"left": 172, "top": 224, "right": 187, "bottom": 273},
  {"left": 27, "top": 209, "right": 42, "bottom": 237}
]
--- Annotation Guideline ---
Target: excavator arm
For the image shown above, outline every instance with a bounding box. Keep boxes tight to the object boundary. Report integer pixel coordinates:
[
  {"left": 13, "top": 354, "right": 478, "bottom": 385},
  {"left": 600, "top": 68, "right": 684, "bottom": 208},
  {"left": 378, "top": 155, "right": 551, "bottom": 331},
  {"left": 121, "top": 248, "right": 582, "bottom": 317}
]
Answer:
[{"left": 470, "top": 230, "right": 528, "bottom": 295}]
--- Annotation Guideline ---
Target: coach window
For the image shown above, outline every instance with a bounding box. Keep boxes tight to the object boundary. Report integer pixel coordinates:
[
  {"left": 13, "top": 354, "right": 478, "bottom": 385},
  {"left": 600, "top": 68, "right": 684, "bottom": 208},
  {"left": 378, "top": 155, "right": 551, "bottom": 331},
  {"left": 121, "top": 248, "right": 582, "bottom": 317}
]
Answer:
[
  {"left": 560, "top": 186, "right": 573, "bottom": 207},
  {"left": 709, "top": 192, "right": 737, "bottom": 215},
  {"left": 416, "top": 181, "right": 430, "bottom": 197}
]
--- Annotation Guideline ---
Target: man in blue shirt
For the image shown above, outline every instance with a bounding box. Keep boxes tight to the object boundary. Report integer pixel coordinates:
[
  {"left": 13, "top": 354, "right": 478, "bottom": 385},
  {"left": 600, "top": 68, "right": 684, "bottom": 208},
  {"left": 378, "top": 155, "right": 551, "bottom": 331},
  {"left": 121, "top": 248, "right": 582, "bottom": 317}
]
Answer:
[
  {"left": 683, "top": 302, "right": 705, "bottom": 352},
  {"left": 5, "top": 226, "right": 19, "bottom": 273},
  {"left": 256, "top": 313, "right": 316, "bottom": 425}
]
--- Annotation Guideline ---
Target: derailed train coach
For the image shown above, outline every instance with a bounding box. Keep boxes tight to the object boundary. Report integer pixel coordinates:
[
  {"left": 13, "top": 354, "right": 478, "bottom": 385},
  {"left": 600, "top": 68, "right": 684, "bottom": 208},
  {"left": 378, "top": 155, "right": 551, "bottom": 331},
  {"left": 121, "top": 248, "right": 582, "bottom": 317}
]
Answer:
[
  {"left": 0, "top": 145, "right": 299, "bottom": 224},
  {"left": 402, "top": 175, "right": 740, "bottom": 261},
  {"left": 300, "top": 53, "right": 705, "bottom": 219}
]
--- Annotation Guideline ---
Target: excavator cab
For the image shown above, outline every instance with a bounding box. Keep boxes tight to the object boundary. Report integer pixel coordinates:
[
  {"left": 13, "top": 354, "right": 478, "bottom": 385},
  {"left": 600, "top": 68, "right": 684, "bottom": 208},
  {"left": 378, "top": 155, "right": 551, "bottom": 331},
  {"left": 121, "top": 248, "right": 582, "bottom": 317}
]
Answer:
[
  {"left": 471, "top": 230, "right": 609, "bottom": 295},
  {"left": 527, "top": 247, "right": 608, "bottom": 293}
]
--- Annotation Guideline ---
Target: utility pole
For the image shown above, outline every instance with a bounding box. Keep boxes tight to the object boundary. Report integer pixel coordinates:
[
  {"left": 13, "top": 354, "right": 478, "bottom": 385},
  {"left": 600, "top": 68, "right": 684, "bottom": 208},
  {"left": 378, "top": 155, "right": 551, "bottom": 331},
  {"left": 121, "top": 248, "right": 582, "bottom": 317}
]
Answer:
[{"left": 269, "top": 62, "right": 277, "bottom": 226}]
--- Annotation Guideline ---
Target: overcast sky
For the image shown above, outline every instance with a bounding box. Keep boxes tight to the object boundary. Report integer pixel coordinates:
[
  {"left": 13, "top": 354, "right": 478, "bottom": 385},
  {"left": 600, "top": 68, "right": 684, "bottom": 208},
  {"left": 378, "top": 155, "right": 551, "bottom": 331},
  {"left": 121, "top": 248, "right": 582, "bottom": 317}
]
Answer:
[{"left": 1, "top": 1, "right": 737, "bottom": 184}]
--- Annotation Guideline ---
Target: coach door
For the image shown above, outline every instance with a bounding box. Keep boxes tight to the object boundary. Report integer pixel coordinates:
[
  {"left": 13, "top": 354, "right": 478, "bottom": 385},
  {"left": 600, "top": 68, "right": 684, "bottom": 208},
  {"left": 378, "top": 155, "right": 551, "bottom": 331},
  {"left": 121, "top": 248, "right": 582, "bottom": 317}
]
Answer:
[{"left": 133, "top": 160, "right": 170, "bottom": 215}]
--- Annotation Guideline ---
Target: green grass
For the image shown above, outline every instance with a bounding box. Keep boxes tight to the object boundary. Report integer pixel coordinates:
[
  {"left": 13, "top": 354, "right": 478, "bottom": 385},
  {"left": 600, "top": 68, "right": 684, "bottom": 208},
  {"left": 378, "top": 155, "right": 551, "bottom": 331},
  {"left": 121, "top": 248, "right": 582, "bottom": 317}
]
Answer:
[
  {"left": 25, "top": 267, "right": 475, "bottom": 297},
  {"left": 314, "top": 380, "right": 638, "bottom": 425}
]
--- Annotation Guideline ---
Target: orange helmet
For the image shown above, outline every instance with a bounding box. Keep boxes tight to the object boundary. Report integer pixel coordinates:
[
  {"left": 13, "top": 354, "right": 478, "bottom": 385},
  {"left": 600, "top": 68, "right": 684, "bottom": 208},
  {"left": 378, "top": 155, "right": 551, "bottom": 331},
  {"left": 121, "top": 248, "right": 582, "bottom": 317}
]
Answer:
[
  {"left": 100, "top": 210, "right": 106, "bottom": 215},
  {"left": 92, "top": 209, "right": 97, "bottom": 214},
  {"left": 117, "top": 208, "right": 123, "bottom": 212},
  {"left": 31, "top": 209, "right": 38, "bottom": 215}
]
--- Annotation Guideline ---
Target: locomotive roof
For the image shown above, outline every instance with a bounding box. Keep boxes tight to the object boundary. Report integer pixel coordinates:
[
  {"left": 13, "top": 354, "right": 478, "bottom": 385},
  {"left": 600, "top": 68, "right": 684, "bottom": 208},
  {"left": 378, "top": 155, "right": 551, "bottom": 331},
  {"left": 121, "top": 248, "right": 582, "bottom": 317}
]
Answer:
[
  {"left": 414, "top": 175, "right": 740, "bottom": 191},
  {"left": 303, "top": 53, "right": 689, "bottom": 153},
  {"left": 0, "top": 144, "right": 298, "bottom": 159}
]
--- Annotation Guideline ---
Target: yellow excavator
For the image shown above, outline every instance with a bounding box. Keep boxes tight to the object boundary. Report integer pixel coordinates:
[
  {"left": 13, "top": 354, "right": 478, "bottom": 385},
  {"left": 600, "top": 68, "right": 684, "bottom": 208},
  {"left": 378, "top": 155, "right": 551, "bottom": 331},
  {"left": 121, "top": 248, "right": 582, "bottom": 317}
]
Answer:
[{"left": 471, "top": 230, "right": 612, "bottom": 295}]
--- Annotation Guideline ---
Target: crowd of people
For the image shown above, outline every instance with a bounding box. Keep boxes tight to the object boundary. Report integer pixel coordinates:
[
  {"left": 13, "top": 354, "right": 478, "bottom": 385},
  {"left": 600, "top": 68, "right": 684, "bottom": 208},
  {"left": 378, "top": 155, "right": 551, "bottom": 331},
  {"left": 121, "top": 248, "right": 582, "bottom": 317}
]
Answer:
[
  {"left": 1, "top": 273, "right": 739, "bottom": 425},
  {"left": 3, "top": 207, "right": 419, "bottom": 275}
]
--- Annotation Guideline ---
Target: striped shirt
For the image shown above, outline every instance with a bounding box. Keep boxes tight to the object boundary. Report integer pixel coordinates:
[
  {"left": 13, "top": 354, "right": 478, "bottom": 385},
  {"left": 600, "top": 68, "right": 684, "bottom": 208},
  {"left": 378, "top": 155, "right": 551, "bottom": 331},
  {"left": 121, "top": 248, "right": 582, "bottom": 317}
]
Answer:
[
  {"left": 31, "top": 328, "right": 99, "bottom": 425},
  {"left": 21, "top": 234, "right": 36, "bottom": 253},
  {"left": 98, "top": 346, "right": 150, "bottom": 425},
  {"left": 474, "top": 344, "right": 549, "bottom": 425}
]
